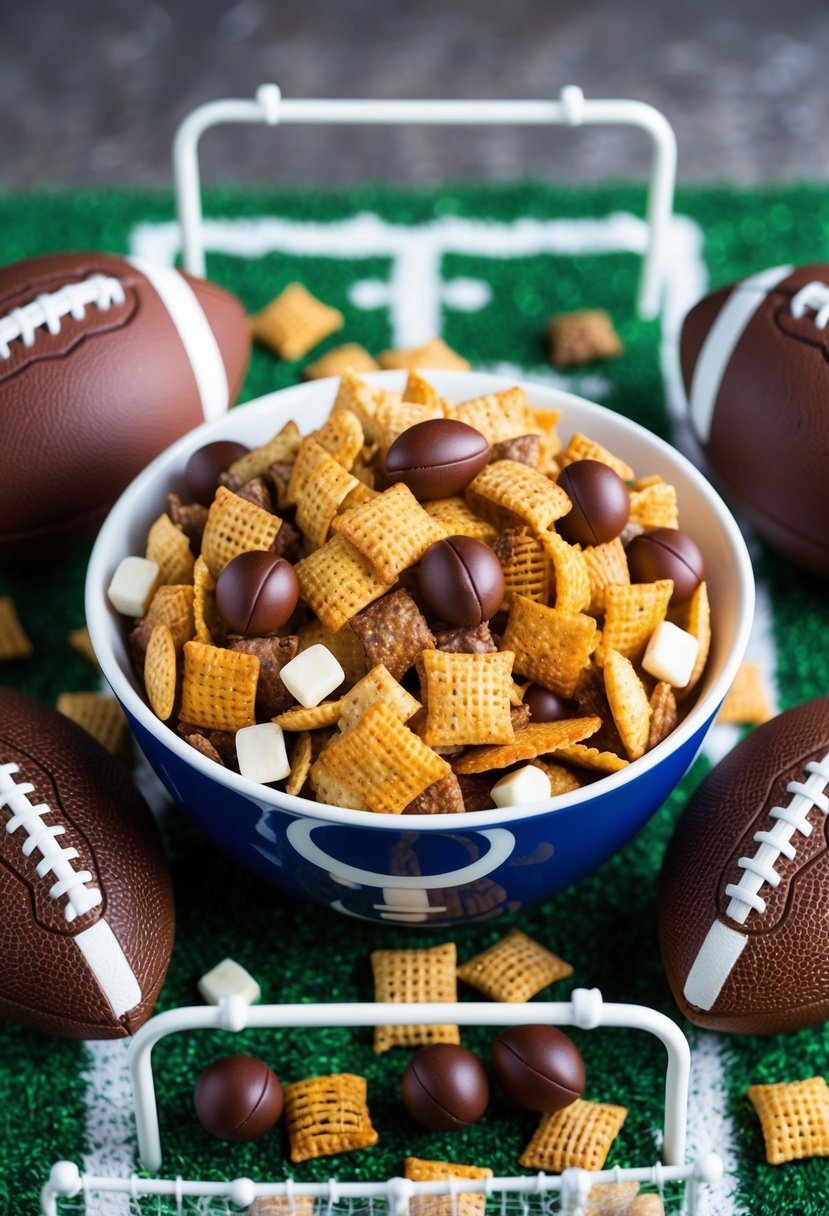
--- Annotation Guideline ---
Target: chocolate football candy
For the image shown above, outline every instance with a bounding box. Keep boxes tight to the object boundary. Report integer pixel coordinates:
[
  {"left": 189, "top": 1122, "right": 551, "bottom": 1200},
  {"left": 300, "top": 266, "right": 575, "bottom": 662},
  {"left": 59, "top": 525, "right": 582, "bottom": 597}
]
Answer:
[
  {"left": 0, "top": 251, "right": 250, "bottom": 561},
  {"left": 194, "top": 1054, "right": 283, "bottom": 1142},
  {"left": 216, "top": 551, "right": 300, "bottom": 635},
  {"left": 492, "top": 1025, "right": 585, "bottom": 1112},
  {"left": 658, "top": 698, "right": 829, "bottom": 1034},
  {"left": 385, "top": 418, "right": 490, "bottom": 500},
  {"left": 522, "top": 685, "right": 572, "bottom": 723},
  {"left": 418, "top": 535, "right": 505, "bottom": 627},
  {"left": 0, "top": 687, "right": 174, "bottom": 1038},
  {"left": 626, "top": 528, "right": 704, "bottom": 603},
  {"left": 680, "top": 264, "right": 829, "bottom": 578},
  {"left": 402, "top": 1043, "right": 489, "bottom": 1130},
  {"left": 556, "top": 460, "right": 630, "bottom": 546},
  {"left": 185, "top": 440, "right": 250, "bottom": 506}
]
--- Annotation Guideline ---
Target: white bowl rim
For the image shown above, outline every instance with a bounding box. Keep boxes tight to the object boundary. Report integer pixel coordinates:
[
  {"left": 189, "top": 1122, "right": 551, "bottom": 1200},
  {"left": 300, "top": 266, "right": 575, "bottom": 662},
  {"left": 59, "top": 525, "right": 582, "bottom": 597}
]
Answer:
[{"left": 86, "top": 370, "right": 755, "bottom": 832}]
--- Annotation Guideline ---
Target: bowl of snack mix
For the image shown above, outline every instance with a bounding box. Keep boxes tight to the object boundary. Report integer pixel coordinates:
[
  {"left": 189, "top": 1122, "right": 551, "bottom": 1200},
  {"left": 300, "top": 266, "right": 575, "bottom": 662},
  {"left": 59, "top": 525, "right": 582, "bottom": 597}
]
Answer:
[{"left": 86, "top": 370, "right": 754, "bottom": 926}]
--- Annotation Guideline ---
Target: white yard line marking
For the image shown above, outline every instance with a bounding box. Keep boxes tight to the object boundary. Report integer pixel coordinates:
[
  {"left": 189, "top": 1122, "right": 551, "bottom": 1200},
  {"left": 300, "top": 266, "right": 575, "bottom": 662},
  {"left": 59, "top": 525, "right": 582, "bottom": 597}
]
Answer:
[{"left": 79, "top": 1039, "right": 134, "bottom": 1216}]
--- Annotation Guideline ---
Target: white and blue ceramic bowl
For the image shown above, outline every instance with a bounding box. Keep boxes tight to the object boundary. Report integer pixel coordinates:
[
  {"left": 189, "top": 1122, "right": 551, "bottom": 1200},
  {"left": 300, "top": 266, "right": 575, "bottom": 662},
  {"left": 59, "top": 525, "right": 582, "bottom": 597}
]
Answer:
[{"left": 86, "top": 372, "right": 754, "bottom": 927}]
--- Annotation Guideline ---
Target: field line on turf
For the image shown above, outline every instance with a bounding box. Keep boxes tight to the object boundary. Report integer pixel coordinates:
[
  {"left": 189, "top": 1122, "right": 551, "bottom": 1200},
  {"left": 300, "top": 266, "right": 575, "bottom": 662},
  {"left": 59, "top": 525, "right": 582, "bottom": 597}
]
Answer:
[{"left": 80, "top": 1040, "right": 134, "bottom": 1215}]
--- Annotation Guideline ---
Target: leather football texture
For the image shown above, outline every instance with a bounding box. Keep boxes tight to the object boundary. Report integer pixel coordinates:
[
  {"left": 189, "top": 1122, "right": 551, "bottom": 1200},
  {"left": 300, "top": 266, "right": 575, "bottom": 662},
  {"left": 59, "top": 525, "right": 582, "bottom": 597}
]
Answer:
[
  {"left": 0, "top": 251, "right": 250, "bottom": 561},
  {"left": 658, "top": 698, "right": 829, "bottom": 1034},
  {"left": 680, "top": 263, "right": 829, "bottom": 579},
  {"left": 0, "top": 687, "right": 174, "bottom": 1038}
]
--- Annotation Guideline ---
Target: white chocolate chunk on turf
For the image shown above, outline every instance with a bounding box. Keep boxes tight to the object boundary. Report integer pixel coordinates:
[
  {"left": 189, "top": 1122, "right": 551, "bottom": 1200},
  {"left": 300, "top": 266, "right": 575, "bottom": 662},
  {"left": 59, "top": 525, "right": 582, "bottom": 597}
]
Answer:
[
  {"left": 491, "top": 764, "right": 552, "bottom": 808},
  {"left": 198, "top": 957, "right": 261, "bottom": 1005},
  {"left": 642, "top": 619, "right": 699, "bottom": 687},
  {"left": 235, "top": 722, "right": 291, "bottom": 784},
  {"left": 107, "top": 556, "right": 160, "bottom": 617},
  {"left": 279, "top": 643, "right": 345, "bottom": 707}
]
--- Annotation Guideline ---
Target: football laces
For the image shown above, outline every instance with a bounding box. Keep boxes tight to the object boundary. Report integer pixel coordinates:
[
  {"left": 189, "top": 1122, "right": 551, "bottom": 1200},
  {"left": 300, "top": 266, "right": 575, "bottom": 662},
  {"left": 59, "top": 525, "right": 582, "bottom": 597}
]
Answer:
[
  {"left": 0, "top": 274, "right": 126, "bottom": 359},
  {"left": 0, "top": 761, "right": 103, "bottom": 922},
  {"left": 725, "top": 752, "right": 829, "bottom": 924},
  {"left": 790, "top": 280, "right": 829, "bottom": 330}
]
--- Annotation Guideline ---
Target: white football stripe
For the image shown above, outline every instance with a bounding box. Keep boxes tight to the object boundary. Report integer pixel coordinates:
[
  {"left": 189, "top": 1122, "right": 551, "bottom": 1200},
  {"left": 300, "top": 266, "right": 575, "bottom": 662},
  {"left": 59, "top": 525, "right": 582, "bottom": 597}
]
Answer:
[
  {"left": 73, "top": 919, "right": 141, "bottom": 1019},
  {"left": 683, "top": 919, "right": 748, "bottom": 1011},
  {"left": 688, "top": 264, "right": 792, "bottom": 443},
  {"left": 126, "top": 256, "right": 229, "bottom": 422}
]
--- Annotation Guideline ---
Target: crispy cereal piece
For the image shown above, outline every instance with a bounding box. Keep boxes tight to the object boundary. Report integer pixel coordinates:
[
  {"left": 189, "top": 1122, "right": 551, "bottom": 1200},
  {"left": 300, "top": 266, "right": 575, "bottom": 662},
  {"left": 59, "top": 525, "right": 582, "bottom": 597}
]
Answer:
[
  {"left": 718, "top": 660, "right": 773, "bottom": 725},
  {"left": 628, "top": 481, "right": 679, "bottom": 530},
  {"left": 249, "top": 1198, "right": 316, "bottom": 1216},
  {"left": 466, "top": 460, "right": 571, "bottom": 533},
  {"left": 519, "top": 1098, "right": 628, "bottom": 1171},
  {"left": 377, "top": 337, "right": 470, "bottom": 371},
  {"left": 295, "top": 535, "right": 388, "bottom": 632},
  {"left": 283, "top": 1073, "right": 378, "bottom": 1162},
  {"left": 250, "top": 283, "right": 344, "bottom": 360},
  {"left": 227, "top": 634, "right": 298, "bottom": 718},
  {"left": 491, "top": 433, "right": 541, "bottom": 467},
  {"left": 67, "top": 625, "right": 97, "bottom": 665},
  {"left": 56, "top": 693, "right": 132, "bottom": 765},
  {"left": 295, "top": 452, "right": 359, "bottom": 550},
  {"left": 405, "top": 1157, "right": 493, "bottom": 1216},
  {"left": 314, "top": 408, "right": 365, "bottom": 470},
  {"left": 304, "top": 343, "right": 379, "bottom": 379},
  {"left": 584, "top": 538, "right": 630, "bottom": 617},
  {"left": 192, "top": 555, "right": 223, "bottom": 644},
  {"left": 371, "top": 942, "right": 459, "bottom": 1052},
  {"left": 145, "top": 513, "right": 195, "bottom": 586},
  {"left": 376, "top": 397, "right": 445, "bottom": 452},
  {"left": 547, "top": 309, "right": 623, "bottom": 368},
  {"left": 532, "top": 758, "right": 587, "bottom": 796},
  {"left": 558, "top": 432, "right": 634, "bottom": 482},
  {"left": 200, "top": 486, "right": 282, "bottom": 580},
  {"left": 145, "top": 584, "right": 195, "bottom": 652},
  {"left": 453, "top": 717, "right": 600, "bottom": 774},
  {"left": 672, "top": 580, "right": 711, "bottom": 701},
  {"left": 417, "top": 649, "right": 515, "bottom": 749},
  {"left": 228, "top": 422, "right": 302, "bottom": 484},
  {"left": 296, "top": 618, "right": 367, "bottom": 686},
  {"left": 448, "top": 386, "right": 537, "bottom": 445},
  {"left": 435, "top": 623, "right": 497, "bottom": 655},
  {"left": 180, "top": 640, "right": 259, "bottom": 732},
  {"left": 308, "top": 753, "right": 368, "bottom": 810},
  {"left": 144, "top": 623, "right": 177, "bottom": 722},
  {"left": 423, "top": 496, "right": 499, "bottom": 544},
  {"left": 494, "top": 527, "right": 551, "bottom": 606},
  {"left": 647, "top": 681, "right": 678, "bottom": 750},
  {"left": 603, "top": 649, "right": 651, "bottom": 761},
  {"left": 500, "top": 595, "right": 596, "bottom": 698},
  {"left": 316, "top": 701, "right": 449, "bottom": 814},
  {"left": 285, "top": 435, "right": 334, "bottom": 509},
  {"left": 457, "top": 929, "right": 573, "bottom": 1001},
  {"left": 285, "top": 731, "right": 313, "bottom": 796},
  {"left": 539, "top": 530, "right": 591, "bottom": 614},
  {"left": 0, "top": 597, "right": 32, "bottom": 661},
  {"left": 338, "top": 664, "right": 421, "bottom": 733},
  {"left": 600, "top": 580, "right": 673, "bottom": 665},
  {"left": 555, "top": 743, "right": 629, "bottom": 774},
  {"left": 747, "top": 1076, "right": 829, "bottom": 1165},
  {"left": 275, "top": 700, "right": 344, "bottom": 731},
  {"left": 332, "top": 483, "right": 445, "bottom": 584},
  {"left": 350, "top": 589, "right": 436, "bottom": 682},
  {"left": 332, "top": 372, "right": 385, "bottom": 443},
  {"left": 404, "top": 770, "right": 466, "bottom": 814},
  {"left": 184, "top": 732, "right": 225, "bottom": 767},
  {"left": 402, "top": 370, "right": 449, "bottom": 412}
]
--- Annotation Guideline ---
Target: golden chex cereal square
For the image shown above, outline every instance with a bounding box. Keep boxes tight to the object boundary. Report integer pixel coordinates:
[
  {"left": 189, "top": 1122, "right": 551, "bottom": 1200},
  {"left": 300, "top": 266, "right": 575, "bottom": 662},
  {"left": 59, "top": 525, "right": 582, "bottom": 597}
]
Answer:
[
  {"left": 285, "top": 731, "right": 313, "bottom": 797},
  {"left": 466, "top": 459, "right": 571, "bottom": 533},
  {"left": 192, "top": 556, "right": 222, "bottom": 644},
  {"left": 0, "top": 596, "right": 32, "bottom": 661},
  {"left": 180, "top": 640, "right": 259, "bottom": 732},
  {"left": 600, "top": 580, "right": 673, "bottom": 665},
  {"left": 315, "top": 700, "right": 449, "bottom": 814},
  {"left": 144, "top": 623, "right": 177, "bottom": 722},
  {"left": 539, "top": 529, "right": 591, "bottom": 614},
  {"left": 285, "top": 435, "right": 338, "bottom": 508},
  {"left": 308, "top": 754, "right": 368, "bottom": 811},
  {"left": 518, "top": 1098, "right": 628, "bottom": 1172},
  {"left": 417, "top": 649, "right": 515, "bottom": 749},
  {"left": 145, "top": 584, "right": 195, "bottom": 652},
  {"left": 500, "top": 595, "right": 596, "bottom": 698},
  {"left": 375, "top": 397, "right": 444, "bottom": 452},
  {"left": 250, "top": 282, "right": 344, "bottom": 361},
  {"left": 628, "top": 480, "right": 679, "bottom": 529},
  {"left": 452, "top": 717, "right": 600, "bottom": 774},
  {"left": 582, "top": 1180, "right": 641, "bottom": 1215},
  {"left": 555, "top": 744, "right": 629, "bottom": 773},
  {"left": 494, "top": 527, "right": 551, "bottom": 606},
  {"left": 304, "top": 343, "right": 380, "bottom": 380},
  {"left": 332, "top": 372, "right": 386, "bottom": 443},
  {"left": 423, "top": 497, "right": 499, "bottom": 545},
  {"left": 405, "top": 1157, "right": 493, "bottom": 1216},
  {"left": 447, "top": 386, "right": 537, "bottom": 444},
  {"left": 673, "top": 580, "right": 711, "bottom": 702},
  {"left": 56, "top": 692, "right": 132, "bottom": 766},
  {"left": 297, "top": 618, "right": 367, "bottom": 685},
  {"left": 283, "top": 1072, "right": 378, "bottom": 1162},
  {"left": 275, "top": 701, "right": 344, "bottom": 731},
  {"left": 377, "top": 337, "right": 470, "bottom": 371},
  {"left": 200, "top": 486, "right": 282, "bottom": 580},
  {"left": 558, "top": 431, "right": 633, "bottom": 481},
  {"left": 295, "top": 452, "right": 359, "bottom": 550},
  {"left": 371, "top": 942, "right": 460, "bottom": 1052},
  {"left": 338, "top": 664, "right": 421, "bottom": 733},
  {"left": 603, "top": 649, "right": 651, "bottom": 761},
  {"left": 402, "top": 371, "right": 448, "bottom": 411},
  {"left": 145, "top": 513, "right": 195, "bottom": 586},
  {"left": 67, "top": 625, "right": 97, "bottom": 665},
  {"left": 332, "top": 483, "right": 445, "bottom": 585},
  {"left": 583, "top": 538, "right": 630, "bottom": 617},
  {"left": 457, "top": 929, "right": 572, "bottom": 1001},
  {"left": 228, "top": 421, "right": 302, "bottom": 483},
  {"left": 314, "top": 408, "right": 365, "bottom": 470},
  {"left": 647, "top": 681, "right": 678, "bottom": 751},
  {"left": 717, "top": 660, "right": 773, "bottom": 725},
  {"left": 295, "top": 535, "right": 389, "bottom": 632},
  {"left": 747, "top": 1076, "right": 829, "bottom": 1165}
]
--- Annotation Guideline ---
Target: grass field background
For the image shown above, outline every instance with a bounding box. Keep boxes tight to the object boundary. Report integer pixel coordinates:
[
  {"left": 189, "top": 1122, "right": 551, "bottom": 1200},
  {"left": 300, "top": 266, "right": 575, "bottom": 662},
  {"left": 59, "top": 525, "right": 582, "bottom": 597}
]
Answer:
[{"left": 1, "top": 182, "right": 829, "bottom": 1216}]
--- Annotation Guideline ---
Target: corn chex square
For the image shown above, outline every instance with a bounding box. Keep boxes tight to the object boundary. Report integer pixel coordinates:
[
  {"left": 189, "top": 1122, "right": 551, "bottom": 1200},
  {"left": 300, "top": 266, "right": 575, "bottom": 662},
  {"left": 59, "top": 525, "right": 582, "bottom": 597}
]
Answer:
[
  {"left": 314, "top": 408, "right": 365, "bottom": 470},
  {"left": 371, "top": 942, "right": 460, "bottom": 1052},
  {"left": 145, "top": 513, "right": 195, "bottom": 586},
  {"left": 672, "top": 580, "right": 711, "bottom": 702},
  {"left": 539, "top": 530, "right": 590, "bottom": 614},
  {"left": 295, "top": 451, "right": 359, "bottom": 550},
  {"left": 314, "top": 700, "right": 448, "bottom": 814},
  {"left": 338, "top": 664, "right": 421, "bottom": 733},
  {"left": 500, "top": 595, "right": 596, "bottom": 698},
  {"left": 332, "top": 372, "right": 385, "bottom": 443},
  {"left": 304, "top": 343, "right": 379, "bottom": 380},
  {"left": 331, "top": 483, "right": 444, "bottom": 584},
  {"left": 518, "top": 1098, "right": 628, "bottom": 1172},
  {"left": 717, "top": 660, "right": 773, "bottom": 725},
  {"left": 628, "top": 480, "right": 679, "bottom": 529},
  {"left": 377, "top": 336, "right": 470, "bottom": 371},
  {"left": 192, "top": 556, "right": 222, "bottom": 644},
  {"left": 180, "top": 640, "right": 259, "bottom": 732},
  {"left": 405, "top": 1158, "right": 493, "bottom": 1216},
  {"left": 228, "top": 421, "right": 302, "bottom": 483},
  {"left": 600, "top": 580, "right": 673, "bottom": 665},
  {"left": 558, "top": 431, "right": 634, "bottom": 481},
  {"left": 286, "top": 435, "right": 340, "bottom": 508},
  {"left": 583, "top": 538, "right": 630, "bottom": 617},
  {"left": 417, "top": 649, "right": 515, "bottom": 748},
  {"left": 494, "top": 528, "right": 551, "bottom": 606},
  {"left": 375, "top": 397, "right": 444, "bottom": 452},
  {"left": 457, "top": 929, "right": 572, "bottom": 1001},
  {"left": 402, "top": 370, "right": 448, "bottom": 411},
  {"left": 250, "top": 282, "right": 344, "bottom": 361},
  {"left": 283, "top": 1072, "right": 378, "bottom": 1162},
  {"left": 295, "top": 535, "right": 389, "bottom": 632},
  {"left": 448, "top": 386, "right": 537, "bottom": 444},
  {"left": 747, "top": 1075, "right": 829, "bottom": 1165},
  {"left": 453, "top": 717, "right": 600, "bottom": 774},
  {"left": 466, "top": 460, "right": 571, "bottom": 534},
  {"left": 200, "top": 486, "right": 282, "bottom": 580},
  {"left": 145, "top": 584, "right": 195, "bottom": 652},
  {"left": 603, "top": 649, "right": 651, "bottom": 761},
  {"left": 424, "top": 497, "right": 498, "bottom": 544}
]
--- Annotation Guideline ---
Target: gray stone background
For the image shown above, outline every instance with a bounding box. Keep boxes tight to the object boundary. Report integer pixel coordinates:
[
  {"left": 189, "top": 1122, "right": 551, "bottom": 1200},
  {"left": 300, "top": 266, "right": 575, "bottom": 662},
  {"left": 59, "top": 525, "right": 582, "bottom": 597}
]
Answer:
[{"left": 3, "top": 0, "right": 828, "bottom": 189}]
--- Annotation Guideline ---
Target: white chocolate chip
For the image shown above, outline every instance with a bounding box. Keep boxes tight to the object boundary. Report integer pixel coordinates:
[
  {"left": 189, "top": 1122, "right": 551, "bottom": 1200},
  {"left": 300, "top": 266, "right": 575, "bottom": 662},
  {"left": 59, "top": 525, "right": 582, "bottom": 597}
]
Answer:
[
  {"left": 278, "top": 644, "right": 345, "bottom": 708},
  {"left": 490, "top": 764, "right": 552, "bottom": 808},
  {"left": 235, "top": 721, "right": 291, "bottom": 784},
  {"left": 106, "top": 556, "right": 160, "bottom": 617},
  {"left": 642, "top": 619, "right": 699, "bottom": 687},
  {"left": 198, "top": 957, "right": 261, "bottom": 1006}
]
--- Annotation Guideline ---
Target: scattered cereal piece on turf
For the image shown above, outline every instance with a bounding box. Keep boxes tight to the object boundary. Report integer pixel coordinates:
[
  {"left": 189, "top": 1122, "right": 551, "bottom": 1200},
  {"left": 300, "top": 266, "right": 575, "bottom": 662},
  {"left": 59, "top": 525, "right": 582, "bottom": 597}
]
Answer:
[
  {"left": 0, "top": 597, "right": 32, "bottom": 661},
  {"left": 371, "top": 942, "right": 459, "bottom": 1052},
  {"left": 377, "top": 337, "right": 470, "bottom": 371},
  {"left": 283, "top": 1073, "right": 378, "bottom": 1162},
  {"left": 304, "top": 343, "right": 379, "bottom": 379},
  {"left": 547, "top": 309, "right": 623, "bottom": 367},
  {"left": 717, "top": 660, "right": 774, "bottom": 725},
  {"left": 405, "top": 1157, "right": 493, "bottom": 1216},
  {"left": 250, "top": 283, "right": 344, "bottom": 361},
  {"left": 457, "top": 929, "right": 573, "bottom": 1001},
  {"left": 56, "top": 692, "right": 132, "bottom": 765},
  {"left": 519, "top": 1097, "right": 628, "bottom": 1171},
  {"left": 747, "top": 1076, "right": 829, "bottom": 1165}
]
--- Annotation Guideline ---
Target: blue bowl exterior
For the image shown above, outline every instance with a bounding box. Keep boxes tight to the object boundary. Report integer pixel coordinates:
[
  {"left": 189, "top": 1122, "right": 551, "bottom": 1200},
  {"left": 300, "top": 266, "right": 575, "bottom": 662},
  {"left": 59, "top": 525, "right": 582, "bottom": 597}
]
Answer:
[{"left": 127, "top": 703, "right": 717, "bottom": 927}]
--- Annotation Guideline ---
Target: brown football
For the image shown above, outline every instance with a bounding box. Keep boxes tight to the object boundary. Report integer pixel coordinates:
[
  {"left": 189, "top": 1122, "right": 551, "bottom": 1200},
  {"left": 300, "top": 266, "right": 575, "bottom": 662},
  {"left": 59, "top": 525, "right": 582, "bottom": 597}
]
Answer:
[
  {"left": 0, "top": 251, "right": 250, "bottom": 561},
  {"left": 658, "top": 698, "right": 829, "bottom": 1034},
  {"left": 0, "top": 687, "right": 174, "bottom": 1038},
  {"left": 680, "top": 263, "right": 829, "bottom": 579}
]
